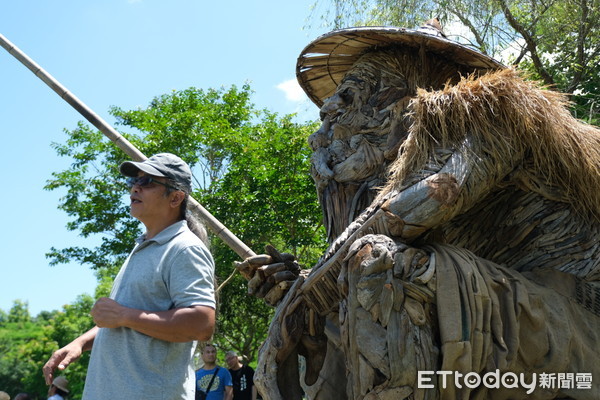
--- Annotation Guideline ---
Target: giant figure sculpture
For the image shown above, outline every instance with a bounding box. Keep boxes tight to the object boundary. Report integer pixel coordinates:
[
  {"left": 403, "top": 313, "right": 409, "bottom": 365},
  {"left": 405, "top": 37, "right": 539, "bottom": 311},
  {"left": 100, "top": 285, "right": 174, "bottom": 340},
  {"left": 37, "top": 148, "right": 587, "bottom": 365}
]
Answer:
[{"left": 237, "top": 22, "right": 600, "bottom": 400}]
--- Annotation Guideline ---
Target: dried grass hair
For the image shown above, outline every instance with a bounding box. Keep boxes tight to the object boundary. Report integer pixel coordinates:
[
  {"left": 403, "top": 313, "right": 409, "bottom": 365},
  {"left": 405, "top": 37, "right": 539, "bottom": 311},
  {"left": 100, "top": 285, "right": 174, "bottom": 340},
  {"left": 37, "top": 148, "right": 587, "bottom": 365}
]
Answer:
[
  {"left": 382, "top": 67, "right": 600, "bottom": 221},
  {"left": 355, "top": 45, "right": 483, "bottom": 98}
]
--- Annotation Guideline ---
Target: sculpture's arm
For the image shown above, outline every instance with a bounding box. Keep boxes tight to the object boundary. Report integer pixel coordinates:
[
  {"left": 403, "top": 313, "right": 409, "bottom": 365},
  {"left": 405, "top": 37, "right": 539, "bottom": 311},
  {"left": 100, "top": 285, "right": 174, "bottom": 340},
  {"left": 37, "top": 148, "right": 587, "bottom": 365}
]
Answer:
[
  {"left": 379, "top": 136, "right": 524, "bottom": 243},
  {"left": 380, "top": 146, "right": 472, "bottom": 241}
]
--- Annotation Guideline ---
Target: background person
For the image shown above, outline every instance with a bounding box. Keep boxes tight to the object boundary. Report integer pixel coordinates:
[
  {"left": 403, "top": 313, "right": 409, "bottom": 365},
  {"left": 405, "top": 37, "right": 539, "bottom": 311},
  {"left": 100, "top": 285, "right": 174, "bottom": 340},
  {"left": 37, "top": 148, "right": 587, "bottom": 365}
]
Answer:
[
  {"left": 47, "top": 376, "right": 68, "bottom": 400},
  {"left": 196, "top": 344, "right": 233, "bottom": 400},
  {"left": 42, "top": 153, "right": 216, "bottom": 400},
  {"left": 225, "top": 351, "right": 257, "bottom": 400}
]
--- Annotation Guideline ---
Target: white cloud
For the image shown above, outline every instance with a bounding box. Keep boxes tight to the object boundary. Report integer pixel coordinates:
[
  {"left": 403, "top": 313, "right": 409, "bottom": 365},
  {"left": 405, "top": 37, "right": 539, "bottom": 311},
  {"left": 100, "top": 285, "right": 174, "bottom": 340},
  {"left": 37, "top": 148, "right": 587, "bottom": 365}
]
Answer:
[{"left": 276, "top": 78, "right": 307, "bottom": 102}]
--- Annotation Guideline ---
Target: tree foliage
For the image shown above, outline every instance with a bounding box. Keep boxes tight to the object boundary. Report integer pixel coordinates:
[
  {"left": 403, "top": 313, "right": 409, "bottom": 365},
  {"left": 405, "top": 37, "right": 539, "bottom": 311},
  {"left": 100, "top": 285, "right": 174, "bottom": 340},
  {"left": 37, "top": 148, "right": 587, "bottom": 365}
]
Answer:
[
  {"left": 309, "top": 0, "right": 600, "bottom": 124},
  {"left": 0, "top": 297, "right": 95, "bottom": 399},
  {"left": 194, "top": 112, "right": 324, "bottom": 362}
]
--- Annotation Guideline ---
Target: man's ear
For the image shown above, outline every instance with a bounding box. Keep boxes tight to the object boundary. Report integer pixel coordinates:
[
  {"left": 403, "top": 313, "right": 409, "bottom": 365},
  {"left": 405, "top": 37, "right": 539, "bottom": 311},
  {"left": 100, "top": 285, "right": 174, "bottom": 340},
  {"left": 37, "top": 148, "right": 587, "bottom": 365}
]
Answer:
[{"left": 170, "top": 191, "right": 186, "bottom": 208}]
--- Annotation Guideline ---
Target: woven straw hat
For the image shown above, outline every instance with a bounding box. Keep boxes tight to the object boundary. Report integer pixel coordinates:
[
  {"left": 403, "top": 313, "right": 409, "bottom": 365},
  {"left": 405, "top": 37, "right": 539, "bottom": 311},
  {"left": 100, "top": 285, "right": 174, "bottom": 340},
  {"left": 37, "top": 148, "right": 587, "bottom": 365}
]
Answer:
[
  {"left": 296, "top": 22, "right": 505, "bottom": 107},
  {"left": 52, "top": 376, "right": 69, "bottom": 393}
]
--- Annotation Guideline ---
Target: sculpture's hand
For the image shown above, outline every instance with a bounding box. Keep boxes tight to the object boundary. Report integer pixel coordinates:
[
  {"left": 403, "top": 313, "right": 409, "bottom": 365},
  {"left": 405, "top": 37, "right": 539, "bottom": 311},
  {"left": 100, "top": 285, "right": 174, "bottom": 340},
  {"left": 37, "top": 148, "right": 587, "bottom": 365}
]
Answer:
[{"left": 236, "top": 245, "right": 302, "bottom": 306}]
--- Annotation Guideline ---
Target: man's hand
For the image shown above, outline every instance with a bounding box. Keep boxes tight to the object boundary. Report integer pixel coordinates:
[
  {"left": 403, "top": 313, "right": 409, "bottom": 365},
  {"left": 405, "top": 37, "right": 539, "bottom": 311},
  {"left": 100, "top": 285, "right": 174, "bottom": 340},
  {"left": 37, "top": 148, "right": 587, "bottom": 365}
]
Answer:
[
  {"left": 42, "top": 342, "right": 82, "bottom": 384},
  {"left": 91, "top": 297, "right": 126, "bottom": 328},
  {"left": 235, "top": 245, "right": 302, "bottom": 305},
  {"left": 42, "top": 327, "right": 98, "bottom": 385}
]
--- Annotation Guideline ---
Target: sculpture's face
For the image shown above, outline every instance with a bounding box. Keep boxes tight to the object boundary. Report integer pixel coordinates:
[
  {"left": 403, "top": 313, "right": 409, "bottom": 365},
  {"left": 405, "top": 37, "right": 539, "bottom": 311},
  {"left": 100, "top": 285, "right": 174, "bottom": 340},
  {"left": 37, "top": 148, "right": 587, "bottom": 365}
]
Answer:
[{"left": 309, "top": 51, "right": 412, "bottom": 240}]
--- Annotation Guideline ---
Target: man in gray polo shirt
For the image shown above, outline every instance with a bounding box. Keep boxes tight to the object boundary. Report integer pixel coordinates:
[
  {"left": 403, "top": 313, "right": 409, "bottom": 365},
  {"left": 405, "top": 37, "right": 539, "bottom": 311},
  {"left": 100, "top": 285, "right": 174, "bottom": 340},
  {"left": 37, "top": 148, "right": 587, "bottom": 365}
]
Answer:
[{"left": 43, "top": 153, "right": 216, "bottom": 400}]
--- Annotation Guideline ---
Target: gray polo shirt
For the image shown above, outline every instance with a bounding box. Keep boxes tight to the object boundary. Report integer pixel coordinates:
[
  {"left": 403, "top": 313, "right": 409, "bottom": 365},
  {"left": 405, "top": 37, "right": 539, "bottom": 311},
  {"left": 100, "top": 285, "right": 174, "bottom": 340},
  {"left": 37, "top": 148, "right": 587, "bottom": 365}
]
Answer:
[{"left": 83, "top": 221, "right": 215, "bottom": 400}]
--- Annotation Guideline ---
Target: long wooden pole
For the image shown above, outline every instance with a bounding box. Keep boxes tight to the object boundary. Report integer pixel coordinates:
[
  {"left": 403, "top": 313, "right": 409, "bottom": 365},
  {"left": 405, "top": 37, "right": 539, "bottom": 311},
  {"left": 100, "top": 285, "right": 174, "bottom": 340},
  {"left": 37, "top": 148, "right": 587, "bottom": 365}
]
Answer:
[{"left": 0, "top": 33, "right": 256, "bottom": 260}]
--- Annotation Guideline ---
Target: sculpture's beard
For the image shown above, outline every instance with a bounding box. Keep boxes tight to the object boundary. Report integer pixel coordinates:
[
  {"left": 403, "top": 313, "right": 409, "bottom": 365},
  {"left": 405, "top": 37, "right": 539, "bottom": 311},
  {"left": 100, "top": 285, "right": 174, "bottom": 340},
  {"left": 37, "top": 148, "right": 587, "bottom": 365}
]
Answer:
[
  {"left": 310, "top": 123, "right": 391, "bottom": 242},
  {"left": 319, "top": 179, "right": 381, "bottom": 242}
]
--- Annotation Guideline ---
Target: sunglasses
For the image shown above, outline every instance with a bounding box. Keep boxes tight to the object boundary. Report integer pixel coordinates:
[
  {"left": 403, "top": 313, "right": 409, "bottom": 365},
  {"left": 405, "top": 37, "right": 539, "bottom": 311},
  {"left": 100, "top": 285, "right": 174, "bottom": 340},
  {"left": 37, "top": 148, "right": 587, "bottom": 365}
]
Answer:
[{"left": 126, "top": 176, "right": 177, "bottom": 190}]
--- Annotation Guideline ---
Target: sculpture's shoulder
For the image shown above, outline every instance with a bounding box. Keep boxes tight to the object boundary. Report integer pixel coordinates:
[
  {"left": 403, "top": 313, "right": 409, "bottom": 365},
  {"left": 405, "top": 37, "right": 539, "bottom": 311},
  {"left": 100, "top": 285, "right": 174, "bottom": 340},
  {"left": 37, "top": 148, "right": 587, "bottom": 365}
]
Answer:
[
  {"left": 385, "top": 68, "right": 600, "bottom": 223},
  {"left": 430, "top": 185, "right": 600, "bottom": 281}
]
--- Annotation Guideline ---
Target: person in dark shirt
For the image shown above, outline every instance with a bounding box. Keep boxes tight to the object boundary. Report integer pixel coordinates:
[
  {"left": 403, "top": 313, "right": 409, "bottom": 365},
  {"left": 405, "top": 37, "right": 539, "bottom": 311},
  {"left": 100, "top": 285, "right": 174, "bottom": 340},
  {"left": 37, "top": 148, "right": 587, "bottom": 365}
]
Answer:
[{"left": 225, "top": 351, "right": 257, "bottom": 400}]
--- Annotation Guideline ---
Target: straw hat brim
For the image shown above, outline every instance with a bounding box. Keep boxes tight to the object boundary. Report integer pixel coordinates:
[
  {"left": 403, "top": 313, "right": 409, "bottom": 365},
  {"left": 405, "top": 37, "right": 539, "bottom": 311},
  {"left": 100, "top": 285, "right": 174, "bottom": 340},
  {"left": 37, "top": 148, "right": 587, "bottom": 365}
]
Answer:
[
  {"left": 52, "top": 376, "right": 69, "bottom": 393},
  {"left": 296, "top": 26, "right": 505, "bottom": 107}
]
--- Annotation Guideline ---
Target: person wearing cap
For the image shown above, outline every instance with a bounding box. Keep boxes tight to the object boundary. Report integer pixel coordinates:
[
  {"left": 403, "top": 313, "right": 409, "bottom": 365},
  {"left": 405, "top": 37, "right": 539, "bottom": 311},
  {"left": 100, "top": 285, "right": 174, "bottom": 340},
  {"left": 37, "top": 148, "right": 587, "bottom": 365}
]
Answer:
[
  {"left": 241, "top": 20, "right": 600, "bottom": 400},
  {"left": 43, "top": 153, "right": 216, "bottom": 399},
  {"left": 225, "top": 351, "right": 257, "bottom": 400},
  {"left": 47, "top": 376, "right": 69, "bottom": 400}
]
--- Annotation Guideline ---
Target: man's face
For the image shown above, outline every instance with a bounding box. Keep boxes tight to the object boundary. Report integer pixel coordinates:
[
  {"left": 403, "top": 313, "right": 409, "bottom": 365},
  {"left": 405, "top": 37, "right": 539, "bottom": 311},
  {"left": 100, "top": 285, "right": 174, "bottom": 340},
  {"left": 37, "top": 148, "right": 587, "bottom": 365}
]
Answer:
[
  {"left": 225, "top": 354, "right": 238, "bottom": 368},
  {"left": 202, "top": 345, "right": 217, "bottom": 364},
  {"left": 129, "top": 172, "right": 174, "bottom": 223}
]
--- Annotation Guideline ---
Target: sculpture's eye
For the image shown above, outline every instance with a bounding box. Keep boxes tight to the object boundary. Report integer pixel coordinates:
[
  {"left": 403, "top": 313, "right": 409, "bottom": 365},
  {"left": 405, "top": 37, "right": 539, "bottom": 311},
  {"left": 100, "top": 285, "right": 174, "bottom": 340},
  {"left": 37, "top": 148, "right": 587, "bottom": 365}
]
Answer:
[
  {"left": 339, "top": 88, "right": 354, "bottom": 106},
  {"left": 319, "top": 91, "right": 348, "bottom": 121}
]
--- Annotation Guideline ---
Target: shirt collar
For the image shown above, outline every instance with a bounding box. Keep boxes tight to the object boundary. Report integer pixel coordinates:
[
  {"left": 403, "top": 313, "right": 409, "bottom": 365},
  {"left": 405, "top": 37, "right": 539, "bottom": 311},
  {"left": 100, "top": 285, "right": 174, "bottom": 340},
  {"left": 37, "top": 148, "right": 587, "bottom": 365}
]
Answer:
[{"left": 136, "top": 220, "right": 187, "bottom": 245}]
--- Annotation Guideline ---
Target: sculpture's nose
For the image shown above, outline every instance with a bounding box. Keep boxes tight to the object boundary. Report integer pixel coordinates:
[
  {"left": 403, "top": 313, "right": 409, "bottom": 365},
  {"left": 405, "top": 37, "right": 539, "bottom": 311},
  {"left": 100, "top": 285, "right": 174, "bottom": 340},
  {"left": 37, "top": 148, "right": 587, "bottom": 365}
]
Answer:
[
  {"left": 319, "top": 93, "right": 345, "bottom": 121},
  {"left": 309, "top": 93, "right": 346, "bottom": 151}
]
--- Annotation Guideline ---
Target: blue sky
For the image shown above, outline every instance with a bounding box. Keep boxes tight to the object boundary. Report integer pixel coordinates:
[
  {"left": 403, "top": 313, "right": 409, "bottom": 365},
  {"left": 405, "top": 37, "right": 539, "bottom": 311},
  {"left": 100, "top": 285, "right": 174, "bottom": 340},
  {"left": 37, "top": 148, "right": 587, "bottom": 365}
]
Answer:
[{"left": 0, "top": 0, "right": 326, "bottom": 316}]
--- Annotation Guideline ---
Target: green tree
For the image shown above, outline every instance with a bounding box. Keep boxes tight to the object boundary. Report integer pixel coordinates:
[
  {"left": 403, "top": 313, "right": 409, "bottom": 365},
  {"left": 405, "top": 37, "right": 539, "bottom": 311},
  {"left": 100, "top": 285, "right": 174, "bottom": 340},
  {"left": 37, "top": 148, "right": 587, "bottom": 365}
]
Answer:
[
  {"left": 194, "top": 112, "right": 325, "bottom": 362},
  {"left": 0, "top": 298, "right": 95, "bottom": 399},
  {"left": 37, "top": 294, "right": 96, "bottom": 398},
  {"left": 45, "top": 84, "right": 326, "bottom": 364},
  {"left": 0, "top": 301, "right": 42, "bottom": 397},
  {"left": 7, "top": 300, "right": 30, "bottom": 323},
  {"left": 309, "top": 0, "right": 600, "bottom": 124}
]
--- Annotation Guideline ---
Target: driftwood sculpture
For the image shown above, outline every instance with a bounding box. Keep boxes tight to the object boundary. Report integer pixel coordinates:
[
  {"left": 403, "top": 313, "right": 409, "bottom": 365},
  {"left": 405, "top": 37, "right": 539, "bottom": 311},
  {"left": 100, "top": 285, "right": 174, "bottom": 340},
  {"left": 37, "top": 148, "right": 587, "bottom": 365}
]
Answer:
[{"left": 237, "top": 22, "right": 600, "bottom": 399}]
